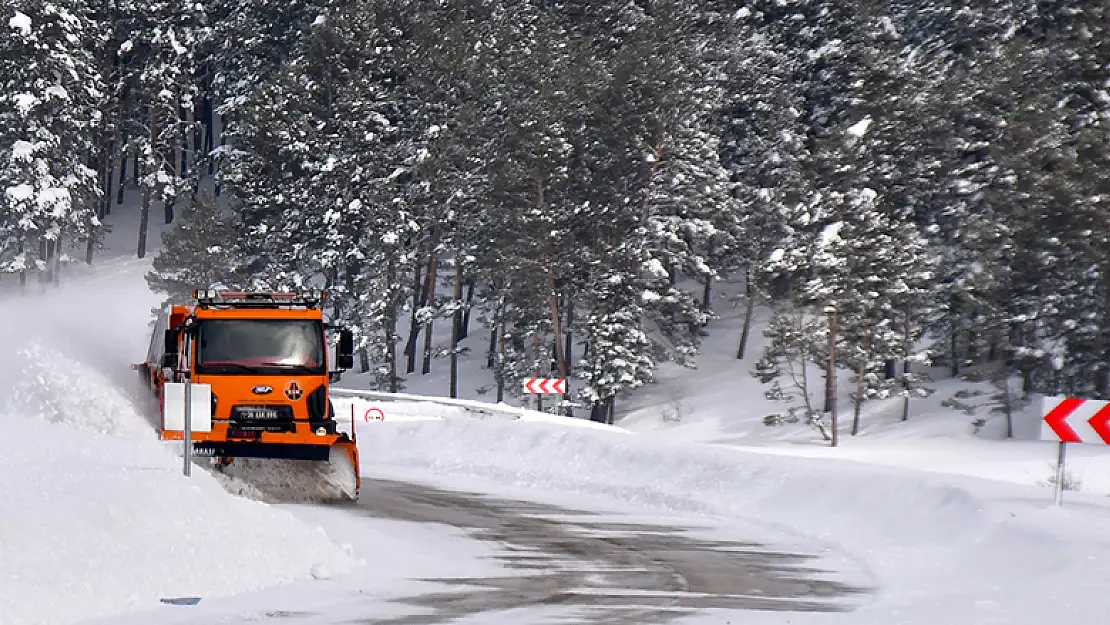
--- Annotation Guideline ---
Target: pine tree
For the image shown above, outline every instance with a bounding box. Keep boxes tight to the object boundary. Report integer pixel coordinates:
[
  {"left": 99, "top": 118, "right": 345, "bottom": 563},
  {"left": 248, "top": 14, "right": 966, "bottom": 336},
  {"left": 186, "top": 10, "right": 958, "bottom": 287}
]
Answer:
[
  {"left": 222, "top": 0, "right": 426, "bottom": 390},
  {"left": 146, "top": 189, "right": 240, "bottom": 312},
  {"left": 111, "top": 0, "right": 206, "bottom": 257},
  {"left": 801, "top": 189, "right": 934, "bottom": 433},
  {"left": 0, "top": 2, "right": 106, "bottom": 288}
]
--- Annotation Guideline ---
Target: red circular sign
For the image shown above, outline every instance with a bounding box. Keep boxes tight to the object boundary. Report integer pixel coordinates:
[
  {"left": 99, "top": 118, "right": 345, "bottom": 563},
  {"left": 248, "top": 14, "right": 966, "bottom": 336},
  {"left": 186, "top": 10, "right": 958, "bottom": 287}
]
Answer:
[{"left": 363, "top": 407, "right": 385, "bottom": 422}]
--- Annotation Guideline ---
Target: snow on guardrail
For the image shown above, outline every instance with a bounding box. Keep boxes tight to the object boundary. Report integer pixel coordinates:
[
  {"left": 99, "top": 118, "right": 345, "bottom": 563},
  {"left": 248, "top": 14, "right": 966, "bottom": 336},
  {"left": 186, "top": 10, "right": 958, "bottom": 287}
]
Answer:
[{"left": 329, "top": 387, "right": 630, "bottom": 433}]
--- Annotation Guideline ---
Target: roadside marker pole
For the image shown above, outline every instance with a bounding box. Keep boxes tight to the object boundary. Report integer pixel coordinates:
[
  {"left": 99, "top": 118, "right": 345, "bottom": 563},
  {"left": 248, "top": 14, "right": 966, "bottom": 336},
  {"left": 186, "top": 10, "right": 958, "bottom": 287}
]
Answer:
[
  {"left": 1054, "top": 441, "right": 1067, "bottom": 507},
  {"left": 184, "top": 380, "right": 192, "bottom": 477}
]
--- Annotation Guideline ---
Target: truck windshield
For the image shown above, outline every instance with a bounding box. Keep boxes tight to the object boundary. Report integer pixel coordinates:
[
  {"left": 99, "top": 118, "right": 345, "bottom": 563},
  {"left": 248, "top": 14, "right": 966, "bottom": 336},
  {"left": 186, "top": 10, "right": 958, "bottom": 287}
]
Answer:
[{"left": 196, "top": 319, "right": 325, "bottom": 374}]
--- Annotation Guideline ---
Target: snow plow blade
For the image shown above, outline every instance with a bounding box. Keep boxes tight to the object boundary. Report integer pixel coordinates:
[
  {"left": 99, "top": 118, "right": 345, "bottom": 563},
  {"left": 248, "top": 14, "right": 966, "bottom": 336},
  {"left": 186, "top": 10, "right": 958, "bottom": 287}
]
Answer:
[{"left": 210, "top": 438, "right": 360, "bottom": 504}]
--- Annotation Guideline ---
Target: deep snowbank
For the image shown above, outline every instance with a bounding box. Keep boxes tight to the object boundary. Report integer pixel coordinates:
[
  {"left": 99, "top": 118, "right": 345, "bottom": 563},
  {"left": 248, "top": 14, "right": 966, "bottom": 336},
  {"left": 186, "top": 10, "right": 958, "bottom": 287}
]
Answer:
[
  {"left": 332, "top": 392, "right": 631, "bottom": 432},
  {"left": 356, "top": 417, "right": 1110, "bottom": 624},
  {"left": 357, "top": 418, "right": 987, "bottom": 545},
  {"left": 0, "top": 270, "right": 358, "bottom": 625}
]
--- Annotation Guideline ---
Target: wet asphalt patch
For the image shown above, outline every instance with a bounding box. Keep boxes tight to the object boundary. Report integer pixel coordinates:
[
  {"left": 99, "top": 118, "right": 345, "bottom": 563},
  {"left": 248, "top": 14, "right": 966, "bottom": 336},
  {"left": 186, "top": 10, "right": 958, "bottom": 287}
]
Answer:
[{"left": 347, "top": 479, "right": 869, "bottom": 624}]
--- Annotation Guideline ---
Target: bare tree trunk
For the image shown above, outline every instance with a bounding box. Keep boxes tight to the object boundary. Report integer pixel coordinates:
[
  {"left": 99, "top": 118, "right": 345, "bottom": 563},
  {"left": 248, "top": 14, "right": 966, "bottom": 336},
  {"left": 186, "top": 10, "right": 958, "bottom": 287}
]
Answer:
[
  {"left": 902, "top": 359, "right": 913, "bottom": 423},
  {"left": 487, "top": 293, "right": 503, "bottom": 369},
  {"left": 386, "top": 259, "right": 399, "bottom": 393},
  {"left": 702, "top": 275, "right": 712, "bottom": 311},
  {"left": 449, "top": 260, "right": 463, "bottom": 398},
  {"left": 40, "top": 238, "right": 53, "bottom": 285},
  {"left": 546, "top": 269, "right": 566, "bottom": 379},
  {"left": 1003, "top": 378, "right": 1014, "bottom": 439},
  {"left": 101, "top": 138, "right": 114, "bottom": 218},
  {"left": 824, "top": 310, "right": 838, "bottom": 415},
  {"left": 18, "top": 238, "right": 26, "bottom": 292},
  {"left": 87, "top": 141, "right": 108, "bottom": 265},
  {"left": 138, "top": 184, "right": 151, "bottom": 259},
  {"left": 204, "top": 94, "right": 215, "bottom": 176},
  {"left": 215, "top": 113, "right": 226, "bottom": 196},
  {"left": 179, "top": 103, "right": 189, "bottom": 178},
  {"left": 737, "top": 269, "right": 756, "bottom": 359},
  {"left": 405, "top": 263, "right": 423, "bottom": 374},
  {"left": 460, "top": 277, "right": 475, "bottom": 339},
  {"left": 950, "top": 319, "right": 959, "bottom": 378},
  {"left": 51, "top": 226, "right": 64, "bottom": 286},
  {"left": 827, "top": 310, "right": 838, "bottom": 447},
  {"left": 563, "top": 298, "right": 574, "bottom": 375},
  {"left": 163, "top": 120, "right": 176, "bottom": 225},
  {"left": 487, "top": 326, "right": 498, "bottom": 369},
  {"left": 902, "top": 307, "right": 913, "bottom": 421},
  {"left": 116, "top": 140, "right": 127, "bottom": 207},
  {"left": 137, "top": 106, "right": 154, "bottom": 259},
  {"left": 85, "top": 213, "right": 96, "bottom": 265},
  {"left": 852, "top": 353, "right": 867, "bottom": 436},
  {"left": 421, "top": 253, "right": 438, "bottom": 375},
  {"left": 495, "top": 314, "right": 506, "bottom": 403},
  {"left": 533, "top": 333, "right": 542, "bottom": 411}
]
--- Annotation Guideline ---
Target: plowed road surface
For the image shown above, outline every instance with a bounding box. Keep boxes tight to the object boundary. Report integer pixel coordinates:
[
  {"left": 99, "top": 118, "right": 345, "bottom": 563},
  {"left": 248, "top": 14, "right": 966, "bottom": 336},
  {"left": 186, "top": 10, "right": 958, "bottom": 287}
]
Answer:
[{"left": 350, "top": 479, "right": 868, "bottom": 624}]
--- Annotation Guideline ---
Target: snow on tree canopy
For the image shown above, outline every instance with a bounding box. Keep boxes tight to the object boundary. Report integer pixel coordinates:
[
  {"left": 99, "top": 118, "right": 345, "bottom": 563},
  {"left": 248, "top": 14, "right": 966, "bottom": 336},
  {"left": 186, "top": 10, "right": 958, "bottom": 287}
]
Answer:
[{"left": 8, "top": 11, "right": 31, "bottom": 36}]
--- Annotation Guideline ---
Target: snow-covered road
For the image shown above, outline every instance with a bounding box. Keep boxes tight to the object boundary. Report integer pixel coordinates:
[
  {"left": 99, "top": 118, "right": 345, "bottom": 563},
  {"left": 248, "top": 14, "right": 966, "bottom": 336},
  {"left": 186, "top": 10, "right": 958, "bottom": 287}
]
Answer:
[
  {"left": 342, "top": 478, "right": 864, "bottom": 621},
  {"left": 87, "top": 474, "right": 866, "bottom": 625}
]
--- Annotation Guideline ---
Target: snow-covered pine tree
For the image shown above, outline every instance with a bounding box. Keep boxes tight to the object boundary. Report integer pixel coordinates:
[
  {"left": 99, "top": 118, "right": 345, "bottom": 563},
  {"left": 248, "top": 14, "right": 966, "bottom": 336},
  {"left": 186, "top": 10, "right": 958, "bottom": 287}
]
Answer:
[
  {"left": 441, "top": 1, "right": 584, "bottom": 406},
  {"left": 201, "top": 0, "right": 321, "bottom": 190},
  {"left": 759, "top": 307, "right": 831, "bottom": 440},
  {"left": 0, "top": 2, "right": 106, "bottom": 288},
  {"left": 146, "top": 188, "right": 240, "bottom": 312},
  {"left": 567, "top": 0, "right": 735, "bottom": 378},
  {"left": 802, "top": 188, "right": 933, "bottom": 434},
  {"left": 222, "top": 0, "right": 424, "bottom": 390},
  {"left": 1001, "top": 4, "right": 1110, "bottom": 398},
  {"left": 717, "top": 1, "right": 814, "bottom": 359},
  {"left": 111, "top": 0, "right": 205, "bottom": 258},
  {"left": 578, "top": 242, "right": 656, "bottom": 424}
]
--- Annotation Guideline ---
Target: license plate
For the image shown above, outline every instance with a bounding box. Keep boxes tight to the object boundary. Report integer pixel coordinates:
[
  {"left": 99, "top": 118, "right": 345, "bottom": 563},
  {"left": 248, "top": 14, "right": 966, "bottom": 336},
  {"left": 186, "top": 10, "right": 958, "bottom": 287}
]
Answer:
[{"left": 241, "top": 408, "right": 280, "bottom": 420}]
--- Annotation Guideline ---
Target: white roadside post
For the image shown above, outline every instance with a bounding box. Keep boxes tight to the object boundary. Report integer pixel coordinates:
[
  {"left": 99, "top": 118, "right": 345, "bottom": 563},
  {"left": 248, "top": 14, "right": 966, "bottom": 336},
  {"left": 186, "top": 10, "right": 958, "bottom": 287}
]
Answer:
[
  {"left": 184, "top": 380, "right": 192, "bottom": 477},
  {"left": 164, "top": 381, "right": 212, "bottom": 477},
  {"left": 1054, "top": 441, "right": 1067, "bottom": 507}
]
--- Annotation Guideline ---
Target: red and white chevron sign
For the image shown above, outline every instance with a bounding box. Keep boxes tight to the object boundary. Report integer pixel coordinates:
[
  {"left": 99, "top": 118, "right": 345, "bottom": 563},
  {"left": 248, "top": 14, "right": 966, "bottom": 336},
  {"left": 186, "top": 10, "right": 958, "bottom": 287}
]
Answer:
[
  {"left": 1041, "top": 396, "right": 1110, "bottom": 444},
  {"left": 522, "top": 378, "right": 567, "bottom": 394}
]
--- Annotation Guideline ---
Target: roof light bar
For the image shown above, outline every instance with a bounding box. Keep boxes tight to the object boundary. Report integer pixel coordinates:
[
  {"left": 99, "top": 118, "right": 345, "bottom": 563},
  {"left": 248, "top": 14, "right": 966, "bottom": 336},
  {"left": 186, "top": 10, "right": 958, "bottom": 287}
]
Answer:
[{"left": 192, "top": 288, "right": 325, "bottom": 309}]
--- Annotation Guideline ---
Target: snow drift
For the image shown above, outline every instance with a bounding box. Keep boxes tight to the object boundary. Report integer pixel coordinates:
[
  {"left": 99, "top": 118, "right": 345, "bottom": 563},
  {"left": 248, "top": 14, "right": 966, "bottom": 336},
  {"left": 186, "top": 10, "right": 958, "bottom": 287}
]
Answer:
[{"left": 0, "top": 269, "right": 358, "bottom": 625}]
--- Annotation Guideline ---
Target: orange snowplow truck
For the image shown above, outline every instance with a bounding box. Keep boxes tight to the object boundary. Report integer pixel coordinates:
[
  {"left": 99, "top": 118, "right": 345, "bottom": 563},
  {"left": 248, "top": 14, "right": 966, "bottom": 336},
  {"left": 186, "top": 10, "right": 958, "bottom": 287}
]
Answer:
[{"left": 134, "top": 289, "right": 360, "bottom": 501}]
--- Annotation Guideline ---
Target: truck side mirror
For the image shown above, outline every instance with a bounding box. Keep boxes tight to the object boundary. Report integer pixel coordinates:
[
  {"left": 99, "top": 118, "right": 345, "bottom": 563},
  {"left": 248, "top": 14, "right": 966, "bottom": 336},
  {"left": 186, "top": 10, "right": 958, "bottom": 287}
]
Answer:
[
  {"left": 162, "top": 329, "right": 179, "bottom": 369},
  {"left": 337, "top": 329, "right": 354, "bottom": 370}
]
